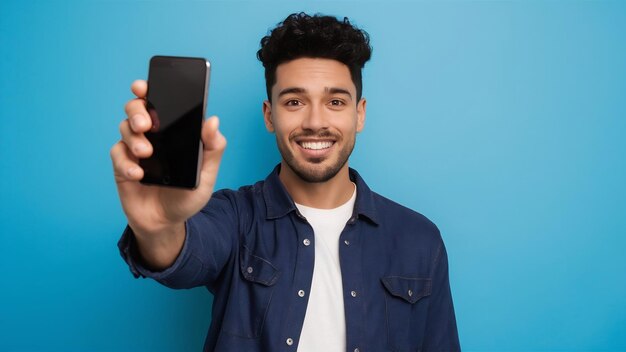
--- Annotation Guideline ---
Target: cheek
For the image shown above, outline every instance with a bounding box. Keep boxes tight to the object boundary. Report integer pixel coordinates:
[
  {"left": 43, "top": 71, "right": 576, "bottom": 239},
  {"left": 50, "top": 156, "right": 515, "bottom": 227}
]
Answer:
[
  {"left": 339, "top": 118, "right": 359, "bottom": 135},
  {"left": 272, "top": 124, "right": 295, "bottom": 143},
  {"left": 272, "top": 118, "right": 300, "bottom": 139}
]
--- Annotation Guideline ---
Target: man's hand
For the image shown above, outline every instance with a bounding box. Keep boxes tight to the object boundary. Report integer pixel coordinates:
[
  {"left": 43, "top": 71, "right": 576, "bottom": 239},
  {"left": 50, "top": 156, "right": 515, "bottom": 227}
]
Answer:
[{"left": 110, "top": 80, "right": 227, "bottom": 269}]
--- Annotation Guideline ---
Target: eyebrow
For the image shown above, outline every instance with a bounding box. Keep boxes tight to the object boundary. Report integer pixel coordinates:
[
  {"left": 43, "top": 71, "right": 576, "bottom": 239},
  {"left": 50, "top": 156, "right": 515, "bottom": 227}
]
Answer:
[
  {"left": 326, "top": 87, "right": 353, "bottom": 100},
  {"left": 277, "top": 87, "right": 353, "bottom": 100},
  {"left": 277, "top": 87, "right": 306, "bottom": 97}
]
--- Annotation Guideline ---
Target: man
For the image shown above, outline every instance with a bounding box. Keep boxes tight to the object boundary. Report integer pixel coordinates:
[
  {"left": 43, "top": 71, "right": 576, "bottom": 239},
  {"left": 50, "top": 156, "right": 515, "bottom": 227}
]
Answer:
[{"left": 112, "top": 12, "right": 460, "bottom": 352}]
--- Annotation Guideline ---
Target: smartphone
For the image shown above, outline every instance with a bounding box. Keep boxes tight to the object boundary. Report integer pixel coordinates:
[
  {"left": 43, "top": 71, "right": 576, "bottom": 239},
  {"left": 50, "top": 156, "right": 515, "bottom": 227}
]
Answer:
[{"left": 140, "top": 55, "right": 210, "bottom": 189}]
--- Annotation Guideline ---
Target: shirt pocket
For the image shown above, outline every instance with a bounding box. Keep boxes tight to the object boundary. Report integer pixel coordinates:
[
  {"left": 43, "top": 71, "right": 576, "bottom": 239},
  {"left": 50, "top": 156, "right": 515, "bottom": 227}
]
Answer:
[
  {"left": 381, "top": 276, "right": 432, "bottom": 352},
  {"left": 222, "top": 248, "right": 280, "bottom": 338}
]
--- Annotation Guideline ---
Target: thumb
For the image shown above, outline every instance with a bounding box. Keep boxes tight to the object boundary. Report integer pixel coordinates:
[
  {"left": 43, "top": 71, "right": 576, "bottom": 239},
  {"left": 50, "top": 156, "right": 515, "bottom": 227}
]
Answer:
[
  {"left": 202, "top": 116, "right": 227, "bottom": 152},
  {"left": 197, "top": 116, "right": 227, "bottom": 192}
]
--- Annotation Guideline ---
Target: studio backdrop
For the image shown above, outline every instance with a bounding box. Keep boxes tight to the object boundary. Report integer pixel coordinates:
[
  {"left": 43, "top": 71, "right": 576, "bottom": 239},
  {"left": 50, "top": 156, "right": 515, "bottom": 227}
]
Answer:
[{"left": 1, "top": 1, "right": 625, "bottom": 351}]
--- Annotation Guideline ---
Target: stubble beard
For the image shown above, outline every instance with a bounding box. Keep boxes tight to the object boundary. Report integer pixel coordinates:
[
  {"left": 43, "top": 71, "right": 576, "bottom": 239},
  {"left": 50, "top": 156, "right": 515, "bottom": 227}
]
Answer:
[{"left": 277, "top": 133, "right": 355, "bottom": 183}]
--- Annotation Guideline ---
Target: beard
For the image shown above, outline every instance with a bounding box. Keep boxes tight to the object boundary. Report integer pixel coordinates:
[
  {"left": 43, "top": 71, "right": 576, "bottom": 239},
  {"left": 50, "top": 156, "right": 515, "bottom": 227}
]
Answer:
[{"left": 276, "top": 131, "right": 355, "bottom": 183}]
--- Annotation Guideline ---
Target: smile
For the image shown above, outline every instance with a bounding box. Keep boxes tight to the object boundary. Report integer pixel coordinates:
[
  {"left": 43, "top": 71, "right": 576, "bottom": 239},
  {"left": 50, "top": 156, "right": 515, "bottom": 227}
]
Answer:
[{"left": 298, "top": 141, "right": 334, "bottom": 150}]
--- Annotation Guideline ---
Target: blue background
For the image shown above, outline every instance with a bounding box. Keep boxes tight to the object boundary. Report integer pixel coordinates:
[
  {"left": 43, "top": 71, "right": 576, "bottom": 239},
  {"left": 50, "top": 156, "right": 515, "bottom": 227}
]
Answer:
[{"left": 1, "top": 1, "right": 625, "bottom": 351}]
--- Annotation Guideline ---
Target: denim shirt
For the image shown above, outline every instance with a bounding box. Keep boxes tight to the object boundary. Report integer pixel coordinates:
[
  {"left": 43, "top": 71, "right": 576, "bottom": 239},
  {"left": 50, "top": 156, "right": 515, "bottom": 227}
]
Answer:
[{"left": 118, "top": 165, "right": 460, "bottom": 352}]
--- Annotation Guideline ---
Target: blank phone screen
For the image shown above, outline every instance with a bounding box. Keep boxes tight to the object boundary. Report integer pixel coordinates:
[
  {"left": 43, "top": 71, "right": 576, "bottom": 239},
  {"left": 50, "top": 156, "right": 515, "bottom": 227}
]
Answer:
[{"left": 140, "top": 56, "right": 209, "bottom": 189}]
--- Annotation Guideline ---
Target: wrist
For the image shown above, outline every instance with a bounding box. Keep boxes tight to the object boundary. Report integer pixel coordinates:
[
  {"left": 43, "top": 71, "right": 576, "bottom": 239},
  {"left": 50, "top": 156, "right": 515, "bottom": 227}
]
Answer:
[{"left": 130, "top": 222, "right": 186, "bottom": 270}]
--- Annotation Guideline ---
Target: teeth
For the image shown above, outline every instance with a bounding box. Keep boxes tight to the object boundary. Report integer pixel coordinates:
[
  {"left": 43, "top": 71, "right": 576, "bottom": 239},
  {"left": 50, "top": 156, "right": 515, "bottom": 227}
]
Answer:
[{"left": 300, "top": 141, "right": 333, "bottom": 150}]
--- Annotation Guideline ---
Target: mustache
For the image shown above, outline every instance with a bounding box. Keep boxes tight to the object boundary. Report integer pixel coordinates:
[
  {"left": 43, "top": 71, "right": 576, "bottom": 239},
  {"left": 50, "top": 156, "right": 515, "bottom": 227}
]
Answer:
[{"left": 290, "top": 129, "right": 338, "bottom": 140}]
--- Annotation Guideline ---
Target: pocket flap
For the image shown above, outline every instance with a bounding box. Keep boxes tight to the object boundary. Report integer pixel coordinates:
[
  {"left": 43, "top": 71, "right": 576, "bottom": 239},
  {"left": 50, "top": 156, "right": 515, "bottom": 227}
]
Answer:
[
  {"left": 381, "top": 276, "right": 432, "bottom": 304},
  {"left": 240, "top": 250, "right": 280, "bottom": 286}
]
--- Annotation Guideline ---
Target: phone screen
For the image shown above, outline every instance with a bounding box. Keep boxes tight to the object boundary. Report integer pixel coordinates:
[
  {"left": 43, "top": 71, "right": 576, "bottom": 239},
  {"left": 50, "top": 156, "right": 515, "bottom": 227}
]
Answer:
[{"left": 140, "top": 56, "right": 210, "bottom": 189}]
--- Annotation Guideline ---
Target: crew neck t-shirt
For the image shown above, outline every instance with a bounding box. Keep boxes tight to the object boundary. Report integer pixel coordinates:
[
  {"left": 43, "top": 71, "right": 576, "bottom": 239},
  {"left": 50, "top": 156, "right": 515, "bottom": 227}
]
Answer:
[{"left": 295, "top": 184, "right": 357, "bottom": 352}]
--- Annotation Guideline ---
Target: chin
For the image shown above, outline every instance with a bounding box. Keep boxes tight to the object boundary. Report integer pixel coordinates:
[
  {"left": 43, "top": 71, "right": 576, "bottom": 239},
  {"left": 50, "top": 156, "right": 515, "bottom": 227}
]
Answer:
[
  {"left": 288, "top": 159, "right": 347, "bottom": 183},
  {"left": 278, "top": 137, "right": 354, "bottom": 183}
]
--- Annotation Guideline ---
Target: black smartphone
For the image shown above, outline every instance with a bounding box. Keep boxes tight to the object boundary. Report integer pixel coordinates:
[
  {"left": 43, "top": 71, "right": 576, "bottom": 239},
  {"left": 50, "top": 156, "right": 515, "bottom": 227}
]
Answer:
[{"left": 140, "top": 55, "right": 210, "bottom": 189}]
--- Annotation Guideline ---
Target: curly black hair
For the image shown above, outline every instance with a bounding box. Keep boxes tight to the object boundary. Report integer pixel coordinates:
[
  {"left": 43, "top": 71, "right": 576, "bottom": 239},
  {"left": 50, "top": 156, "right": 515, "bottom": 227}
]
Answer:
[{"left": 257, "top": 12, "right": 372, "bottom": 102}]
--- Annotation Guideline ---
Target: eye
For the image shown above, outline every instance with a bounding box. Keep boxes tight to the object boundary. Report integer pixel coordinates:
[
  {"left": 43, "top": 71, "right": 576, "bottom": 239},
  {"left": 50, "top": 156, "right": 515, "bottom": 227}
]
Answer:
[
  {"left": 285, "top": 99, "right": 302, "bottom": 106},
  {"left": 329, "top": 99, "right": 345, "bottom": 107}
]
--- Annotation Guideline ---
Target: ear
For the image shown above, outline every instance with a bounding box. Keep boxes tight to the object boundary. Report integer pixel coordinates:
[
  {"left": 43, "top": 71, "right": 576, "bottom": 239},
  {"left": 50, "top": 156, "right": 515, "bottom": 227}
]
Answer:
[
  {"left": 356, "top": 98, "right": 366, "bottom": 132},
  {"left": 262, "top": 100, "right": 275, "bottom": 133}
]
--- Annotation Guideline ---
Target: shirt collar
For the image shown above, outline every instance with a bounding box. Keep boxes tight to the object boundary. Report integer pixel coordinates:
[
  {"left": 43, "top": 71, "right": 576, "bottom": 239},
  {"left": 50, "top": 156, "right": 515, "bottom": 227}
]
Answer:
[{"left": 262, "top": 164, "right": 379, "bottom": 225}]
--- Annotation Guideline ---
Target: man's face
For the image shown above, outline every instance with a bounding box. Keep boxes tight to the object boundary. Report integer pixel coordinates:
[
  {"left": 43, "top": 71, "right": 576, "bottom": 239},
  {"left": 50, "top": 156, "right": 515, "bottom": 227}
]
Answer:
[{"left": 263, "top": 58, "right": 366, "bottom": 183}]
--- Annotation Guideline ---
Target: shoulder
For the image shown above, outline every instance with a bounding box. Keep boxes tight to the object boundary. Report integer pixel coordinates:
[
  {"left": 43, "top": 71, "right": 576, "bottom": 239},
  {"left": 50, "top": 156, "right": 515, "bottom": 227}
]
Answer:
[
  {"left": 371, "top": 191, "right": 443, "bottom": 248},
  {"left": 207, "top": 180, "right": 262, "bottom": 203},
  {"left": 204, "top": 180, "right": 266, "bottom": 214}
]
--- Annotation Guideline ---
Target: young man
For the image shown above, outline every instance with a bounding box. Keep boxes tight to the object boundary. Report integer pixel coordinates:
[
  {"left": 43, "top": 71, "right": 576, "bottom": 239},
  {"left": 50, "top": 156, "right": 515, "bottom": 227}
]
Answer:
[{"left": 112, "top": 13, "right": 460, "bottom": 352}]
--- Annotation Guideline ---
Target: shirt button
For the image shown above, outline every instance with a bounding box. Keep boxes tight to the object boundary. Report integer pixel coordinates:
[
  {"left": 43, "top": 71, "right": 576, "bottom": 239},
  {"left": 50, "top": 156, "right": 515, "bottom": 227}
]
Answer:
[
  {"left": 354, "top": 348, "right": 360, "bottom": 352},
  {"left": 286, "top": 338, "right": 294, "bottom": 346},
  {"left": 351, "top": 290, "right": 357, "bottom": 297},
  {"left": 298, "top": 290, "right": 306, "bottom": 297},
  {"left": 344, "top": 240, "right": 350, "bottom": 246},
  {"left": 246, "top": 266, "right": 253, "bottom": 274},
  {"left": 303, "top": 238, "right": 311, "bottom": 246},
  {"left": 408, "top": 289, "right": 413, "bottom": 297}
]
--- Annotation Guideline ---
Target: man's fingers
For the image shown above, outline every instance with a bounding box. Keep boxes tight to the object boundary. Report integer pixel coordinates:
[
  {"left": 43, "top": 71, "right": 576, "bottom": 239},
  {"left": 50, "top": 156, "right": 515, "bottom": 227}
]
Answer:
[
  {"left": 110, "top": 141, "right": 144, "bottom": 181},
  {"left": 124, "top": 98, "right": 152, "bottom": 133},
  {"left": 202, "top": 116, "right": 227, "bottom": 152},
  {"left": 126, "top": 80, "right": 151, "bottom": 134},
  {"left": 131, "top": 80, "right": 148, "bottom": 99},
  {"left": 119, "top": 119, "right": 153, "bottom": 158}
]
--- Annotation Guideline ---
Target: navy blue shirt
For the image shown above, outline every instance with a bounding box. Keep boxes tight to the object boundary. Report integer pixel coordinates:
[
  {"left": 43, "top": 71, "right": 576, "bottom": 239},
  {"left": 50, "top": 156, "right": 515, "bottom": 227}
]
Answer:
[{"left": 119, "top": 165, "right": 460, "bottom": 351}]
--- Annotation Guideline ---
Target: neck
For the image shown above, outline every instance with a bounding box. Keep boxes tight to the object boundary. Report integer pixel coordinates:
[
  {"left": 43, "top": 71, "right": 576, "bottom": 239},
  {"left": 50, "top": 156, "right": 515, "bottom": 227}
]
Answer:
[{"left": 279, "top": 161, "right": 354, "bottom": 209}]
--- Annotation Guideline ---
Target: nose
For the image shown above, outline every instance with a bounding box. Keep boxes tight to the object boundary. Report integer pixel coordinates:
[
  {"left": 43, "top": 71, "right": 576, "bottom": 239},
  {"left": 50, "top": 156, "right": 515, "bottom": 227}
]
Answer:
[{"left": 301, "top": 103, "right": 329, "bottom": 132}]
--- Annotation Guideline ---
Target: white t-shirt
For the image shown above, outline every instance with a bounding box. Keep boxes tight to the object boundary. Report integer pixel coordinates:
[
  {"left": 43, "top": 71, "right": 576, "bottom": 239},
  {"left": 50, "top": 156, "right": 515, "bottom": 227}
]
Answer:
[{"left": 295, "top": 184, "right": 357, "bottom": 352}]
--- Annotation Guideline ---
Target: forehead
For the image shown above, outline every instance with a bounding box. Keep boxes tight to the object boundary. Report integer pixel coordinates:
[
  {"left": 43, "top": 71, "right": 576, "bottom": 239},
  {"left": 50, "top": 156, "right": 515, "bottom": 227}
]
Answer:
[{"left": 274, "top": 58, "right": 355, "bottom": 93}]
